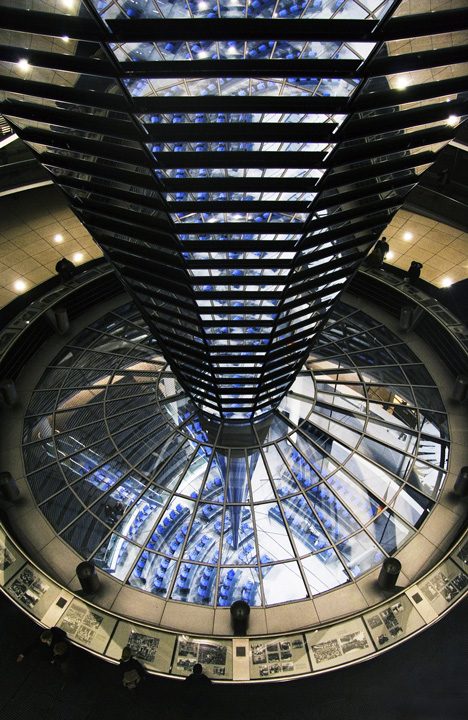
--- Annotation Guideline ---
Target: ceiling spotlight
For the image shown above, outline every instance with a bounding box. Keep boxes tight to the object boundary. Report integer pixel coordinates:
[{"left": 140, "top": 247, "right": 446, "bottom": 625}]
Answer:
[
  {"left": 395, "top": 76, "right": 409, "bottom": 90},
  {"left": 14, "top": 279, "right": 27, "bottom": 291},
  {"left": 446, "top": 115, "right": 459, "bottom": 126},
  {"left": 403, "top": 232, "right": 413, "bottom": 241},
  {"left": 441, "top": 277, "right": 452, "bottom": 287},
  {"left": 62, "top": 36, "right": 70, "bottom": 42},
  {"left": 17, "top": 59, "right": 29, "bottom": 71},
  {"left": 73, "top": 252, "right": 83, "bottom": 262},
  {"left": 54, "top": 233, "right": 63, "bottom": 243},
  {"left": 386, "top": 250, "right": 394, "bottom": 260}
]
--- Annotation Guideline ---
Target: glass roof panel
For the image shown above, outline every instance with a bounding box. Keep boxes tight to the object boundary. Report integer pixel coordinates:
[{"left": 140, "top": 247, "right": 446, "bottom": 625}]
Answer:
[
  {"left": 93, "top": 535, "right": 141, "bottom": 582},
  {"left": 301, "top": 550, "right": 349, "bottom": 594},
  {"left": 337, "top": 530, "right": 382, "bottom": 578},
  {"left": 22, "top": 300, "right": 449, "bottom": 606},
  {"left": 262, "top": 561, "right": 308, "bottom": 604}
]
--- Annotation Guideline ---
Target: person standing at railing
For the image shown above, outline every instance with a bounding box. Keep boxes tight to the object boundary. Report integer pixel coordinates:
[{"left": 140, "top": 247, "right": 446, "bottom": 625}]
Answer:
[
  {"left": 16, "top": 626, "right": 67, "bottom": 664},
  {"left": 406, "top": 260, "right": 423, "bottom": 287},
  {"left": 55, "top": 257, "right": 76, "bottom": 283},
  {"left": 182, "top": 663, "right": 212, "bottom": 716}
]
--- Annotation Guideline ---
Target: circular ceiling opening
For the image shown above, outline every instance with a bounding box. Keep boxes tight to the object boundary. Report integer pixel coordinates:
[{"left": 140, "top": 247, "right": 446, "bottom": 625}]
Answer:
[{"left": 22, "top": 301, "right": 449, "bottom": 608}]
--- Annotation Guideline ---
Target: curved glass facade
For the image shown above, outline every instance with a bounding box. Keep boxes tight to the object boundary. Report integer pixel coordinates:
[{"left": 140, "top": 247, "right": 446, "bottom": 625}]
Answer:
[{"left": 22, "top": 300, "right": 449, "bottom": 607}]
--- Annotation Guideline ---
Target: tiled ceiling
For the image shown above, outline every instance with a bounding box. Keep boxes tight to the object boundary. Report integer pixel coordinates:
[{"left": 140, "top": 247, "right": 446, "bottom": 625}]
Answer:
[
  {"left": 0, "top": 184, "right": 467, "bottom": 310},
  {"left": 0, "top": 185, "right": 101, "bottom": 308},
  {"left": 383, "top": 208, "right": 468, "bottom": 286}
]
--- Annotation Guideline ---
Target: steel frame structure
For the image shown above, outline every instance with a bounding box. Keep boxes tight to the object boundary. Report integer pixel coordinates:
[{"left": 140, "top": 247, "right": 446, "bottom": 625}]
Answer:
[{"left": 1, "top": 1, "right": 467, "bottom": 423}]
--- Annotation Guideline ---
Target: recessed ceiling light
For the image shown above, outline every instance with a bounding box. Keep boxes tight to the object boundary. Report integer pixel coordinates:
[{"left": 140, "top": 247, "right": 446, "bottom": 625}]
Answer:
[
  {"left": 441, "top": 277, "right": 452, "bottom": 287},
  {"left": 62, "top": 36, "right": 69, "bottom": 42},
  {"left": 386, "top": 251, "right": 394, "bottom": 260},
  {"left": 18, "top": 59, "right": 29, "bottom": 71},
  {"left": 54, "top": 233, "right": 63, "bottom": 243},
  {"left": 447, "top": 115, "right": 459, "bottom": 126},
  {"left": 403, "top": 232, "right": 413, "bottom": 241},
  {"left": 14, "top": 279, "right": 27, "bottom": 291},
  {"left": 73, "top": 252, "right": 83, "bottom": 262},
  {"left": 395, "top": 76, "right": 409, "bottom": 90}
]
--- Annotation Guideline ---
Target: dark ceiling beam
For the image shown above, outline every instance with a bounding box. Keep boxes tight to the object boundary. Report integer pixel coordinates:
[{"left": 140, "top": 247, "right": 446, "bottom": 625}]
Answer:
[
  {"left": 39, "top": 152, "right": 160, "bottom": 191},
  {"left": 312, "top": 176, "right": 416, "bottom": 212},
  {"left": 319, "top": 150, "right": 436, "bottom": 191},
  {"left": 107, "top": 18, "right": 377, "bottom": 43},
  {"left": 0, "top": 76, "right": 126, "bottom": 112},
  {"left": 0, "top": 8, "right": 102, "bottom": 39},
  {"left": 0, "top": 44, "right": 114, "bottom": 77},
  {"left": 119, "top": 47, "right": 468, "bottom": 81},
  {"left": 60, "top": 176, "right": 165, "bottom": 212},
  {"left": 383, "top": 7, "right": 468, "bottom": 40},
  {"left": 306, "top": 197, "right": 401, "bottom": 231},
  {"left": 144, "top": 123, "right": 336, "bottom": 142},
  {"left": 109, "top": 263, "right": 194, "bottom": 296},
  {"left": 120, "top": 59, "right": 360, "bottom": 79},
  {"left": 3, "top": 7, "right": 465, "bottom": 44},
  {"left": 75, "top": 209, "right": 178, "bottom": 250},
  {"left": 295, "top": 235, "right": 377, "bottom": 267},
  {"left": 352, "top": 75, "right": 468, "bottom": 112},
  {"left": 18, "top": 127, "right": 151, "bottom": 167},
  {"left": 368, "top": 44, "right": 468, "bottom": 77},
  {"left": 153, "top": 151, "right": 326, "bottom": 168},
  {"left": 135, "top": 95, "right": 346, "bottom": 113},
  {"left": 75, "top": 201, "right": 177, "bottom": 237},
  {"left": 0, "top": 101, "right": 137, "bottom": 141},
  {"left": 97, "top": 237, "right": 184, "bottom": 268},
  {"left": 302, "top": 214, "right": 394, "bottom": 250},
  {"left": 331, "top": 125, "right": 455, "bottom": 167},
  {"left": 342, "top": 99, "right": 468, "bottom": 142},
  {"left": 160, "top": 177, "right": 319, "bottom": 192}
]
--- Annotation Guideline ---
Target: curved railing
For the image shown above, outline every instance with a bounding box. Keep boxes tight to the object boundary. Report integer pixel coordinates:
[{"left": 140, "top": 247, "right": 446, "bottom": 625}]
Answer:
[{"left": 1, "top": 515, "right": 468, "bottom": 682}]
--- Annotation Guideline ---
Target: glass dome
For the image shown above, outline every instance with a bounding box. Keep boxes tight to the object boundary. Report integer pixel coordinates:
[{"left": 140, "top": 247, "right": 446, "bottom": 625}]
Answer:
[{"left": 22, "top": 300, "right": 449, "bottom": 608}]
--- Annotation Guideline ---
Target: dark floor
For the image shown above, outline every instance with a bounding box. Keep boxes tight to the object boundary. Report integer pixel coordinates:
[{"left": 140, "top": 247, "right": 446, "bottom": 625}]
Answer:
[{"left": 1, "top": 589, "right": 467, "bottom": 720}]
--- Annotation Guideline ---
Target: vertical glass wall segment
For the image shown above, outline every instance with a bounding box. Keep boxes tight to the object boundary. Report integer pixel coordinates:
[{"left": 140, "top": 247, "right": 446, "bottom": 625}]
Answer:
[{"left": 1, "top": 3, "right": 467, "bottom": 421}]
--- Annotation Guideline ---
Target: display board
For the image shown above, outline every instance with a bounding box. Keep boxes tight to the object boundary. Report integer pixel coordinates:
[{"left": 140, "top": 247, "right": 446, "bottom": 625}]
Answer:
[
  {"left": 306, "top": 617, "right": 374, "bottom": 671},
  {"left": 249, "top": 634, "right": 310, "bottom": 679},
  {"left": 363, "top": 595, "right": 425, "bottom": 648},
  {"left": 57, "top": 598, "right": 117, "bottom": 653},
  {"left": 5, "top": 564, "right": 62, "bottom": 619},
  {"left": 2, "top": 517, "right": 468, "bottom": 682},
  {"left": 173, "top": 636, "right": 233, "bottom": 679},
  {"left": 451, "top": 536, "right": 468, "bottom": 573},
  {"left": 107, "top": 622, "right": 176, "bottom": 674},
  {"left": 416, "top": 558, "right": 468, "bottom": 615},
  {"left": 0, "top": 532, "right": 25, "bottom": 585}
]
